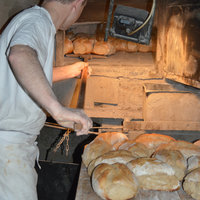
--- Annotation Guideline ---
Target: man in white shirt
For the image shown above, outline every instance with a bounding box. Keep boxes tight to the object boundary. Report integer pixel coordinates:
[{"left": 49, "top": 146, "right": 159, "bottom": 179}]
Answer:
[{"left": 0, "top": 0, "right": 92, "bottom": 199}]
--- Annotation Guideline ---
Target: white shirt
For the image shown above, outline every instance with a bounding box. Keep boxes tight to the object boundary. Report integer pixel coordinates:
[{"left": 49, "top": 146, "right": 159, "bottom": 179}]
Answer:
[{"left": 0, "top": 5, "right": 56, "bottom": 135}]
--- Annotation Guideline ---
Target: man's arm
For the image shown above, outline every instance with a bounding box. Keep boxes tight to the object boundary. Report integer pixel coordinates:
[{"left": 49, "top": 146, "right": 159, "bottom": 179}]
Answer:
[
  {"left": 8, "top": 45, "right": 92, "bottom": 135},
  {"left": 53, "top": 62, "right": 89, "bottom": 82}
]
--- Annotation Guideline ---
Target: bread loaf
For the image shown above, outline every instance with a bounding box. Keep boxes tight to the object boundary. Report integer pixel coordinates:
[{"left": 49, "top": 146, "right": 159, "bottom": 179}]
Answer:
[
  {"left": 152, "top": 149, "right": 187, "bottom": 180},
  {"left": 127, "top": 157, "right": 180, "bottom": 191},
  {"left": 126, "top": 41, "right": 138, "bottom": 52},
  {"left": 187, "top": 156, "right": 200, "bottom": 172},
  {"left": 82, "top": 138, "right": 114, "bottom": 167},
  {"left": 64, "top": 37, "right": 73, "bottom": 54},
  {"left": 118, "top": 140, "right": 151, "bottom": 158},
  {"left": 73, "top": 37, "right": 95, "bottom": 55},
  {"left": 194, "top": 140, "right": 200, "bottom": 147},
  {"left": 112, "top": 38, "right": 128, "bottom": 51},
  {"left": 92, "top": 163, "right": 138, "bottom": 200},
  {"left": 92, "top": 41, "right": 116, "bottom": 56},
  {"left": 133, "top": 133, "right": 175, "bottom": 154},
  {"left": 156, "top": 140, "right": 200, "bottom": 159},
  {"left": 87, "top": 150, "right": 135, "bottom": 176},
  {"left": 183, "top": 167, "right": 200, "bottom": 200},
  {"left": 95, "top": 132, "right": 128, "bottom": 147}
]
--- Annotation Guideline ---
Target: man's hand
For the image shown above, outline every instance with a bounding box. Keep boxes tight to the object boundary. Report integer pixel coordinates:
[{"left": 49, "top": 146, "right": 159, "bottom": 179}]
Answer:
[
  {"left": 52, "top": 106, "right": 93, "bottom": 136},
  {"left": 53, "top": 61, "right": 91, "bottom": 82}
]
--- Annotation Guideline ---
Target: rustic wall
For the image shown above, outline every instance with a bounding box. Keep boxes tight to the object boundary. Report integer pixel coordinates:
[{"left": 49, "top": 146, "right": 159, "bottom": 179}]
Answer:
[{"left": 0, "top": 0, "right": 39, "bottom": 31}]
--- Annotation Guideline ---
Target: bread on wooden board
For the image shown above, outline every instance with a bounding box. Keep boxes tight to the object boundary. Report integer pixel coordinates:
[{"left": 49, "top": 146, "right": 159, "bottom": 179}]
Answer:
[
  {"left": 183, "top": 167, "right": 200, "bottom": 200},
  {"left": 152, "top": 149, "right": 187, "bottom": 180},
  {"left": 156, "top": 140, "right": 200, "bottom": 159},
  {"left": 92, "top": 163, "right": 138, "bottom": 200},
  {"left": 87, "top": 149, "right": 135, "bottom": 176},
  {"left": 187, "top": 156, "right": 200, "bottom": 172},
  {"left": 127, "top": 157, "right": 180, "bottom": 191}
]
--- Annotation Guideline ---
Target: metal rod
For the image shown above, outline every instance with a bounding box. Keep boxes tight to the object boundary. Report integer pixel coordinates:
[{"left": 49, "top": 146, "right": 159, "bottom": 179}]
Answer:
[
  {"left": 104, "top": 0, "right": 115, "bottom": 42},
  {"left": 44, "top": 123, "right": 98, "bottom": 135}
]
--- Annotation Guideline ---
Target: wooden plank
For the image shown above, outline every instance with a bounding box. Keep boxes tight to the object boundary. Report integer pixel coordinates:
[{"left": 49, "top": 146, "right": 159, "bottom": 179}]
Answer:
[
  {"left": 75, "top": 164, "right": 194, "bottom": 200},
  {"left": 124, "top": 121, "right": 200, "bottom": 131},
  {"left": 55, "top": 30, "right": 65, "bottom": 67}
]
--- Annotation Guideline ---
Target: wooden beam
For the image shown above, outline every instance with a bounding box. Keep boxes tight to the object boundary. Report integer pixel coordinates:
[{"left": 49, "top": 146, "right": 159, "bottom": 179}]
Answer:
[
  {"left": 124, "top": 121, "right": 200, "bottom": 131},
  {"left": 55, "top": 30, "right": 65, "bottom": 67}
]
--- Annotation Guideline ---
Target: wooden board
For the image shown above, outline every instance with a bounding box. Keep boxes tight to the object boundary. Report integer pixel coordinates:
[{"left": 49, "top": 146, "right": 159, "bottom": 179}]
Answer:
[{"left": 75, "top": 164, "right": 194, "bottom": 200}]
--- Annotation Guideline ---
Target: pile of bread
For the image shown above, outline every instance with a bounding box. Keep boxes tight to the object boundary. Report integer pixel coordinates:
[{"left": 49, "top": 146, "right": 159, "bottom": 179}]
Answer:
[
  {"left": 82, "top": 132, "right": 200, "bottom": 200},
  {"left": 64, "top": 33, "right": 156, "bottom": 56}
]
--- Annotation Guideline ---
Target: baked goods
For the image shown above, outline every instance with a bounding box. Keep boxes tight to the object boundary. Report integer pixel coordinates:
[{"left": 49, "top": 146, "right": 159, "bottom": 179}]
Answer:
[
  {"left": 82, "top": 132, "right": 127, "bottom": 167},
  {"left": 92, "top": 163, "right": 138, "bottom": 200},
  {"left": 133, "top": 133, "right": 175, "bottom": 153},
  {"left": 73, "top": 37, "right": 95, "bottom": 54},
  {"left": 152, "top": 149, "right": 187, "bottom": 180},
  {"left": 194, "top": 140, "right": 200, "bottom": 147},
  {"left": 127, "top": 157, "right": 180, "bottom": 191},
  {"left": 64, "top": 37, "right": 73, "bottom": 54},
  {"left": 156, "top": 140, "right": 200, "bottom": 159},
  {"left": 126, "top": 41, "right": 138, "bottom": 52},
  {"left": 183, "top": 167, "right": 200, "bottom": 200},
  {"left": 112, "top": 38, "right": 128, "bottom": 51},
  {"left": 187, "top": 156, "right": 200, "bottom": 172},
  {"left": 87, "top": 150, "right": 135, "bottom": 176},
  {"left": 82, "top": 138, "right": 114, "bottom": 167},
  {"left": 118, "top": 140, "right": 151, "bottom": 158},
  {"left": 95, "top": 132, "right": 128, "bottom": 147},
  {"left": 92, "top": 41, "right": 116, "bottom": 56}
]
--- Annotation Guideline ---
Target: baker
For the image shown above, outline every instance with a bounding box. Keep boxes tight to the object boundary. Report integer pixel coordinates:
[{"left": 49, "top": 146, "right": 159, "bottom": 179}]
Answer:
[{"left": 0, "top": 0, "right": 92, "bottom": 199}]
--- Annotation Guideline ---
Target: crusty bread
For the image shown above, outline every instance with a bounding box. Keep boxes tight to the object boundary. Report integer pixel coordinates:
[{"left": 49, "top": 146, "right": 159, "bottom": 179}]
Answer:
[
  {"left": 92, "top": 41, "right": 116, "bottom": 56},
  {"left": 95, "top": 132, "right": 128, "bottom": 147},
  {"left": 183, "top": 167, "right": 200, "bottom": 200},
  {"left": 127, "top": 157, "right": 180, "bottom": 191},
  {"left": 73, "top": 37, "right": 95, "bottom": 55},
  {"left": 187, "top": 156, "right": 200, "bottom": 172},
  {"left": 126, "top": 41, "right": 138, "bottom": 52},
  {"left": 118, "top": 140, "right": 151, "bottom": 158},
  {"left": 82, "top": 138, "right": 114, "bottom": 167},
  {"left": 112, "top": 38, "right": 128, "bottom": 51},
  {"left": 152, "top": 149, "right": 187, "bottom": 180},
  {"left": 92, "top": 163, "right": 138, "bottom": 200},
  {"left": 87, "top": 150, "right": 135, "bottom": 176},
  {"left": 194, "top": 140, "right": 200, "bottom": 147},
  {"left": 64, "top": 37, "right": 73, "bottom": 54},
  {"left": 133, "top": 133, "right": 175, "bottom": 153},
  {"left": 156, "top": 140, "right": 200, "bottom": 159}
]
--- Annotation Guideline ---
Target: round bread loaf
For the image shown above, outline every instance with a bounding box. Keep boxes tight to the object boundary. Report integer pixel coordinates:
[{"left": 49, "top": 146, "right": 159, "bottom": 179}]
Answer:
[
  {"left": 133, "top": 133, "right": 175, "bottom": 155},
  {"left": 92, "top": 163, "right": 138, "bottom": 200},
  {"left": 64, "top": 37, "right": 73, "bottom": 54},
  {"left": 92, "top": 41, "right": 116, "bottom": 56},
  {"left": 118, "top": 140, "right": 151, "bottom": 158},
  {"left": 112, "top": 38, "right": 128, "bottom": 51},
  {"left": 156, "top": 140, "right": 200, "bottom": 159},
  {"left": 95, "top": 132, "right": 128, "bottom": 147},
  {"left": 82, "top": 138, "right": 114, "bottom": 167},
  {"left": 73, "top": 37, "right": 95, "bottom": 54},
  {"left": 87, "top": 150, "right": 135, "bottom": 176},
  {"left": 126, "top": 41, "right": 138, "bottom": 52},
  {"left": 187, "top": 156, "right": 200, "bottom": 172},
  {"left": 127, "top": 157, "right": 180, "bottom": 191},
  {"left": 183, "top": 167, "right": 200, "bottom": 200},
  {"left": 194, "top": 140, "right": 200, "bottom": 147},
  {"left": 152, "top": 149, "right": 187, "bottom": 180}
]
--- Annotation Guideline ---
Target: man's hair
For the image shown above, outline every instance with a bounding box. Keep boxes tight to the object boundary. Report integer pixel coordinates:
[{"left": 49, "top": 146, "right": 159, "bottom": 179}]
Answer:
[{"left": 41, "top": 0, "right": 87, "bottom": 6}]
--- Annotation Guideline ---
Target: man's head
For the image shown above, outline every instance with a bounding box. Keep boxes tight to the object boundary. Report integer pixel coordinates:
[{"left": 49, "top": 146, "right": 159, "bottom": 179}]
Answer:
[
  {"left": 42, "top": 0, "right": 87, "bottom": 30},
  {"left": 42, "top": 0, "right": 87, "bottom": 6}
]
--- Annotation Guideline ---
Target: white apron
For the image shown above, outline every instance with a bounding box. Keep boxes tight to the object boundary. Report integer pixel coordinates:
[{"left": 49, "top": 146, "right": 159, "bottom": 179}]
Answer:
[{"left": 0, "top": 131, "right": 39, "bottom": 200}]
